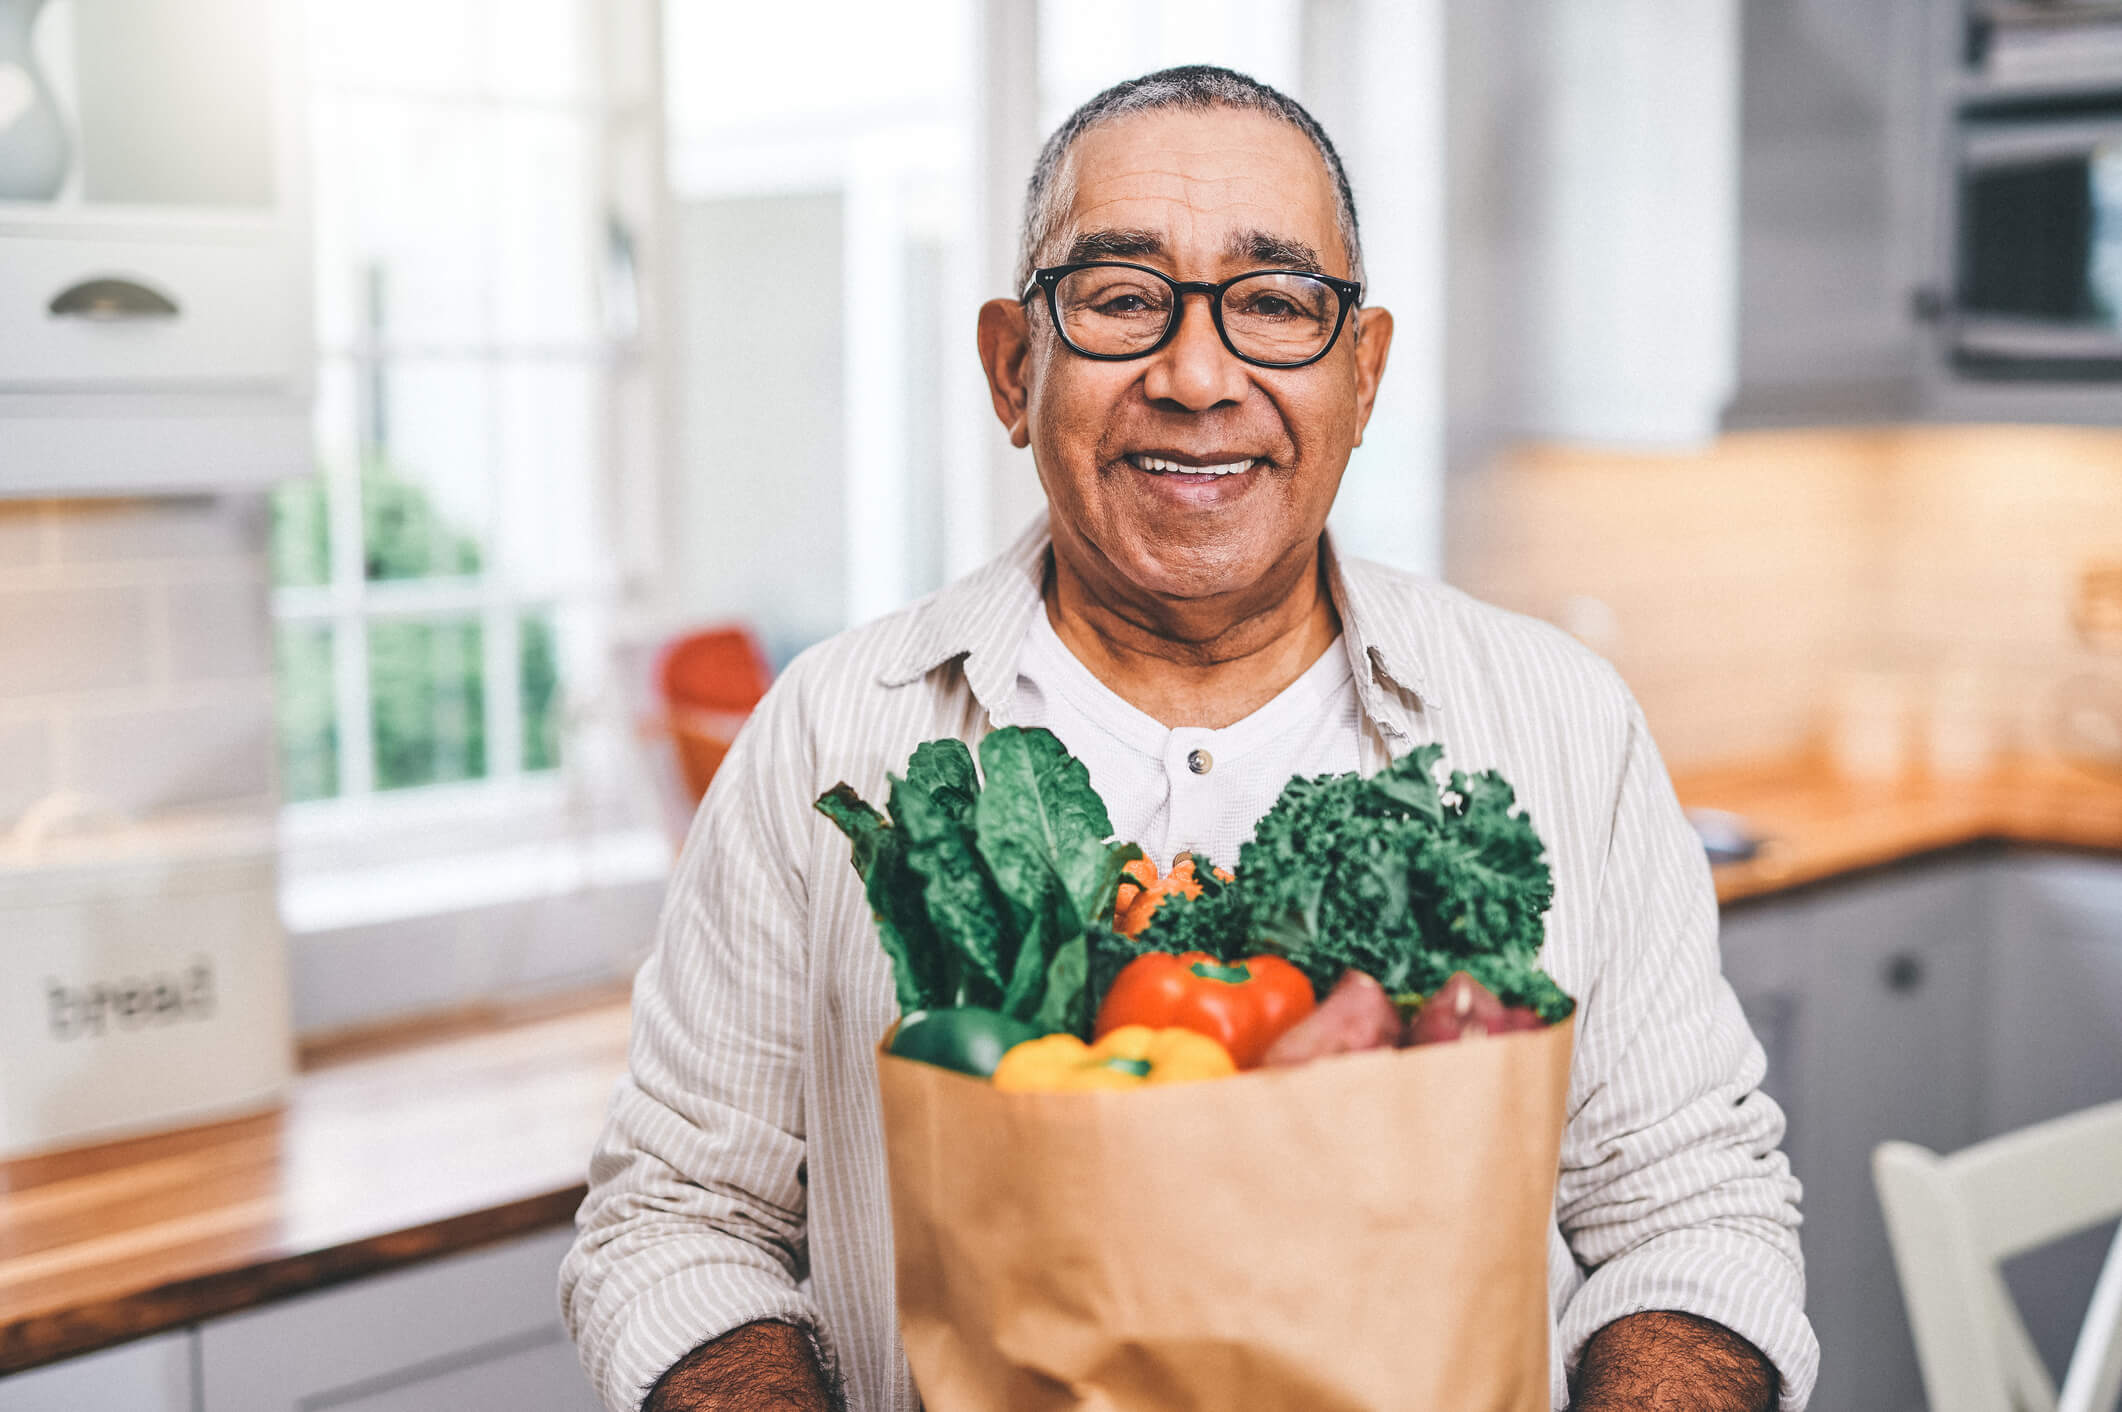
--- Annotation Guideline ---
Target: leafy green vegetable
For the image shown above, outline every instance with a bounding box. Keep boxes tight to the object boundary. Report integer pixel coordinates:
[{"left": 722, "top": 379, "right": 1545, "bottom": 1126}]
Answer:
[
  {"left": 816, "top": 726, "right": 1139, "bottom": 1033},
  {"left": 822, "top": 728, "right": 1570, "bottom": 1035},
  {"left": 816, "top": 784, "right": 955, "bottom": 1013},
  {"left": 1031, "top": 934, "right": 1090, "bottom": 1036},
  {"left": 891, "top": 778, "right": 1013, "bottom": 1008},
  {"left": 904, "top": 738, "right": 979, "bottom": 823},
  {"left": 1149, "top": 744, "right": 1573, "bottom": 1023},
  {"left": 1135, "top": 856, "right": 1250, "bottom": 961}
]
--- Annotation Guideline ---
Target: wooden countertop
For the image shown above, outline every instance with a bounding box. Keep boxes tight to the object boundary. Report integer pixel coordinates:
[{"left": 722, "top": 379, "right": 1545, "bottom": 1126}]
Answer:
[
  {"left": 1677, "top": 753, "right": 2122, "bottom": 904},
  {"left": 0, "top": 994, "right": 629, "bottom": 1374},
  {"left": 5, "top": 754, "right": 2119, "bottom": 1376}
]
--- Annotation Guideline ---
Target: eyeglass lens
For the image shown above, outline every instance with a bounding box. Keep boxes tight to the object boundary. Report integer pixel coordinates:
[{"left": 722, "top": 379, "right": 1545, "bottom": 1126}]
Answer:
[{"left": 1053, "top": 267, "right": 1339, "bottom": 364}]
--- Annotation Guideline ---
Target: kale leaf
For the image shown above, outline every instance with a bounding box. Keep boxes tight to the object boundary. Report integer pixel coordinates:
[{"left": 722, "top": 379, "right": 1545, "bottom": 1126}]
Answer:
[
  {"left": 1145, "top": 743, "right": 1571, "bottom": 1021},
  {"left": 1135, "top": 857, "right": 1252, "bottom": 962}
]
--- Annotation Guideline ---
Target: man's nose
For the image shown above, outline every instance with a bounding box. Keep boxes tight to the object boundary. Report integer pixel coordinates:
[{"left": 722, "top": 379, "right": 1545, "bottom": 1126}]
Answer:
[{"left": 1140, "top": 293, "right": 1249, "bottom": 411}]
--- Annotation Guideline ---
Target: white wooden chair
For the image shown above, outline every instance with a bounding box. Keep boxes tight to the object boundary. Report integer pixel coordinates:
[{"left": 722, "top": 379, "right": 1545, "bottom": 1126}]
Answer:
[{"left": 1875, "top": 1100, "right": 2122, "bottom": 1412}]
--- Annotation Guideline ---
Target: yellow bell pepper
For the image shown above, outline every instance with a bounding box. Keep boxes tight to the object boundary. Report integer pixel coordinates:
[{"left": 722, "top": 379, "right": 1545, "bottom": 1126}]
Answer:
[{"left": 991, "top": 1025, "right": 1236, "bottom": 1093}]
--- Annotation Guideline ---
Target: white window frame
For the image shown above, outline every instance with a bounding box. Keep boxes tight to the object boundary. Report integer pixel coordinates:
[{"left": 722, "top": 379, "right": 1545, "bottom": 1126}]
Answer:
[{"left": 277, "top": 0, "right": 672, "bottom": 929}]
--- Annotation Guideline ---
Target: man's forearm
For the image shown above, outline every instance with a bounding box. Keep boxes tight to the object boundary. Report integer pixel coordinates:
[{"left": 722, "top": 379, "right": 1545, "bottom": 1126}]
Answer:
[
  {"left": 643, "top": 1320, "right": 837, "bottom": 1412},
  {"left": 1570, "top": 1310, "right": 1778, "bottom": 1412}
]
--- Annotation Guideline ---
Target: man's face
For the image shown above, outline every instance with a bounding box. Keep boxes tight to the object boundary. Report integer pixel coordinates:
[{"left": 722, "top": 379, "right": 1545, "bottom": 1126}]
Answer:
[{"left": 988, "top": 105, "right": 1391, "bottom": 610}]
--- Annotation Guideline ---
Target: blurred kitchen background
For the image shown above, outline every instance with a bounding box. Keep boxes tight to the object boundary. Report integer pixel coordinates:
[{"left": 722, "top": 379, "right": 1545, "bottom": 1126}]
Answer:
[{"left": 4, "top": 2, "right": 2122, "bottom": 1410}]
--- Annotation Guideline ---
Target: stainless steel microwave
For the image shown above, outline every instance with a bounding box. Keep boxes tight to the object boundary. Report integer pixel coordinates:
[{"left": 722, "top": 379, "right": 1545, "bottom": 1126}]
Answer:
[{"left": 1953, "top": 105, "right": 2122, "bottom": 376}]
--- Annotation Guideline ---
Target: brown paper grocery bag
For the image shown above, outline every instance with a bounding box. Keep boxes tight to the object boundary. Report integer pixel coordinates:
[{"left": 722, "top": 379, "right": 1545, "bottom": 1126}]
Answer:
[{"left": 877, "top": 1016, "right": 1574, "bottom": 1412}]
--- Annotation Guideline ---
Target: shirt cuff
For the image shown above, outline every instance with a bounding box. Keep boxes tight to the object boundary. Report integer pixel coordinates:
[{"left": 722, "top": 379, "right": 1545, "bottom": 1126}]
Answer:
[
  {"left": 1558, "top": 1226, "right": 1819, "bottom": 1412},
  {"left": 565, "top": 1242, "right": 828, "bottom": 1412}
]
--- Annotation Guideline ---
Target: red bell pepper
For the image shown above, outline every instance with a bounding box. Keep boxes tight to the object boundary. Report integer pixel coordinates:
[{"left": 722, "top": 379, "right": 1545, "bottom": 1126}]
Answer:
[{"left": 1093, "top": 951, "right": 1316, "bottom": 1069}]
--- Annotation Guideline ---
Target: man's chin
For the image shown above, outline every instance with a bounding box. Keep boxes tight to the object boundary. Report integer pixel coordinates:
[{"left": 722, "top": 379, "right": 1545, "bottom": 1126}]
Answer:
[{"left": 1101, "top": 535, "right": 1302, "bottom": 609}]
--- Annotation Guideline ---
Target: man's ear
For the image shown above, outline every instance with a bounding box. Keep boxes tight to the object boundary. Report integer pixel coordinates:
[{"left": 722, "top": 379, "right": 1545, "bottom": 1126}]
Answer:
[
  {"left": 1348, "top": 306, "right": 1394, "bottom": 448},
  {"left": 976, "top": 298, "right": 1033, "bottom": 449}
]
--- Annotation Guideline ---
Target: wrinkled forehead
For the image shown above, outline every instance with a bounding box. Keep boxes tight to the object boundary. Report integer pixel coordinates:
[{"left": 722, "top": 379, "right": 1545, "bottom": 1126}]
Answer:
[{"left": 1048, "top": 107, "right": 1349, "bottom": 279}]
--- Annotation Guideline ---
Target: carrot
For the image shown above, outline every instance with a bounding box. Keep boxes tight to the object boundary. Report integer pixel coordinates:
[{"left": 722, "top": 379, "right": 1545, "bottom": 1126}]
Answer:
[{"left": 1113, "top": 856, "right": 1231, "bottom": 938}]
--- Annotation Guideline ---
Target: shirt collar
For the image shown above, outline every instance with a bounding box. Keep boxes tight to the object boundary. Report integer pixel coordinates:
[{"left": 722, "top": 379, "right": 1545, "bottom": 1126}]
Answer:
[
  {"left": 877, "top": 513, "right": 1441, "bottom": 733},
  {"left": 876, "top": 514, "right": 1050, "bottom": 725},
  {"left": 1321, "top": 535, "right": 1442, "bottom": 740}
]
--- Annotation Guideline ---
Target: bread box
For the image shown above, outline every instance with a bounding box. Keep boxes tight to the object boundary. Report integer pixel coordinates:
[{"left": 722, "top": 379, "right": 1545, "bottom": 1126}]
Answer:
[{"left": 0, "top": 803, "right": 293, "bottom": 1159}]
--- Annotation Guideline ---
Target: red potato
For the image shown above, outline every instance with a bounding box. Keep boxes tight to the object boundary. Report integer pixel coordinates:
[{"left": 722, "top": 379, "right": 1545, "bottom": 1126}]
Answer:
[
  {"left": 1401, "top": 971, "right": 1545, "bottom": 1046},
  {"left": 1261, "top": 969, "right": 1402, "bottom": 1067}
]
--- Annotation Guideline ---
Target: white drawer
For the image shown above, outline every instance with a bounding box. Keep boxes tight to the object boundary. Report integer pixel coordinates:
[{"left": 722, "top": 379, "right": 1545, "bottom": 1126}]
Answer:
[{"left": 0, "top": 233, "right": 307, "bottom": 391}]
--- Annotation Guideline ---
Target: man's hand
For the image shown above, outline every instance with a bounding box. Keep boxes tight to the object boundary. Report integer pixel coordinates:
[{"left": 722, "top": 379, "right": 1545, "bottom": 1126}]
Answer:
[
  {"left": 643, "top": 1320, "right": 838, "bottom": 1412},
  {"left": 1570, "top": 1310, "right": 1778, "bottom": 1411}
]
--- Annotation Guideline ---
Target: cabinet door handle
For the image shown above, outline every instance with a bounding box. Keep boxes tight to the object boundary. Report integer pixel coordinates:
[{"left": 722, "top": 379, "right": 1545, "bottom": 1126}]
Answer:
[
  {"left": 48, "top": 277, "right": 182, "bottom": 321},
  {"left": 1884, "top": 953, "right": 1925, "bottom": 994}
]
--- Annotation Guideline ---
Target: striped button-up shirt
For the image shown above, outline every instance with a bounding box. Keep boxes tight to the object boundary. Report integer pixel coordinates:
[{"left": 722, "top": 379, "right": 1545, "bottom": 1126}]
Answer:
[{"left": 560, "top": 518, "right": 1819, "bottom": 1411}]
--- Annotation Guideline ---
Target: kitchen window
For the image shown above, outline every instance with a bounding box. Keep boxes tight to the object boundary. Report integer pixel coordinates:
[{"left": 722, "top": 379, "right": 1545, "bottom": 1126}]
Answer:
[
  {"left": 271, "top": 0, "right": 668, "bottom": 927},
  {"left": 273, "top": 0, "right": 636, "bottom": 816}
]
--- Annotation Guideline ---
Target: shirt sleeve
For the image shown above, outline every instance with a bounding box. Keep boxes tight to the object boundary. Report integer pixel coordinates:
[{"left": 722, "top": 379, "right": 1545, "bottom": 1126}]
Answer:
[
  {"left": 559, "top": 677, "right": 830, "bottom": 1411},
  {"left": 1553, "top": 701, "right": 1820, "bottom": 1411}
]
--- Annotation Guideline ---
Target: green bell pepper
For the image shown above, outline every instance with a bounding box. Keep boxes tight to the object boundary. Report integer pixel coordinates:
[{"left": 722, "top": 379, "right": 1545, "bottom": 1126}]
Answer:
[{"left": 889, "top": 1007, "right": 1042, "bottom": 1079}]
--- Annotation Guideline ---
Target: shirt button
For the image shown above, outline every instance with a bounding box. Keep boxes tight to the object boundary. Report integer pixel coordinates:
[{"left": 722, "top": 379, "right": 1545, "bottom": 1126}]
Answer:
[{"left": 1187, "top": 748, "right": 1213, "bottom": 775}]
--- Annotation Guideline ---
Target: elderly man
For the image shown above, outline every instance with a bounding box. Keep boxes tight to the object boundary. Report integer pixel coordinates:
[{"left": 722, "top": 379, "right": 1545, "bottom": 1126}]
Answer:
[{"left": 563, "top": 66, "right": 1817, "bottom": 1412}]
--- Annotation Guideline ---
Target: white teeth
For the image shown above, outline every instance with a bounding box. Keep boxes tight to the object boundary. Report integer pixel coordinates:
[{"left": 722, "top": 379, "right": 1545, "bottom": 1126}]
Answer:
[{"left": 1132, "top": 455, "right": 1256, "bottom": 477}]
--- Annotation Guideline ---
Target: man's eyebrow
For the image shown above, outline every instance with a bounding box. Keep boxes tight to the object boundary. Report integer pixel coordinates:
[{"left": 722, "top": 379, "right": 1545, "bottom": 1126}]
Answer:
[
  {"left": 1228, "top": 230, "right": 1327, "bottom": 275},
  {"left": 1062, "top": 228, "right": 1165, "bottom": 264}
]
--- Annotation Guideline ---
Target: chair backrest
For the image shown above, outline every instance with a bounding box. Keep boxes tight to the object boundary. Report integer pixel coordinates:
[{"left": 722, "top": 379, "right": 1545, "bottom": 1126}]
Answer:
[{"left": 1875, "top": 1100, "right": 2122, "bottom": 1412}]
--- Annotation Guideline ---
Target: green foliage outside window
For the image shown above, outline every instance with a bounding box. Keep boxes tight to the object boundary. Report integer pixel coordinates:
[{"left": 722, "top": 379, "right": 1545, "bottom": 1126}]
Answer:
[
  {"left": 360, "top": 461, "right": 483, "bottom": 581},
  {"left": 275, "top": 622, "right": 338, "bottom": 803},
  {"left": 521, "top": 611, "right": 562, "bottom": 773},
  {"left": 370, "top": 618, "right": 486, "bottom": 789},
  {"left": 270, "top": 474, "right": 330, "bottom": 589},
  {"left": 270, "top": 462, "right": 561, "bottom": 801}
]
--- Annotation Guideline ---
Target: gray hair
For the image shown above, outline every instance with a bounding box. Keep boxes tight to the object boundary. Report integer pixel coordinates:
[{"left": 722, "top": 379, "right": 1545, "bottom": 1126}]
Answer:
[{"left": 1015, "top": 65, "right": 1364, "bottom": 295}]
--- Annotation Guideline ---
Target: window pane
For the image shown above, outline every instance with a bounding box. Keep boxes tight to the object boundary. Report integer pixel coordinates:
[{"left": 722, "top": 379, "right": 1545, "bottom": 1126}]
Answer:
[
  {"left": 664, "top": 0, "right": 970, "bottom": 135},
  {"left": 1037, "top": 0, "right": 1305, "bottom": 132},
  {"left": 313, "top": 357, "right": 362, "bottom": 497},
  {"left": 494, "top": 362, "right": 597, "bottom": 589},
  {"left": 369, "top": 619, "right": 486, "bottom": 790},
  {"left": 332, "top": 99, "right": 493, "bottom": 346},
  {"left": 485, "top": 0, "right": 594, "bottom": 102},
  {"left": 520, "top": 609, "right": 561, "bottom": 773},
  {"left": 275, "top": 623, "right": 340, "bottom": 802},
  {"left": 490, "top": 110, "right": 598, "bottom": 345},
  {"left": 270, "top": 477, "right": 331, "bottom": 589},
  {"left": 307, "top": 0, "right": 486, "bottom": 97},
  {"left": 365, "top": 360, "right": 491, "bottom": 580}
]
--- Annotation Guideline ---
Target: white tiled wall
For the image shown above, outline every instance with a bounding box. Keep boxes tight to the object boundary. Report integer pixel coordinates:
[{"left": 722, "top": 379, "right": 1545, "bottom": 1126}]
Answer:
[
  {"left": 0, "top": 496, "right": 276, "bottom": 832},
  {"left": 1446, "top": 426, "right": 2122, "bottom": 773}
]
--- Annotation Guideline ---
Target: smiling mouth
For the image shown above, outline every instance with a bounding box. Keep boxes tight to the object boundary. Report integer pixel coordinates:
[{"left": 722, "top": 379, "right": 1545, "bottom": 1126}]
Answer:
[{"left": 1126, "top": 453, "right": 1259, "bottom": 478}]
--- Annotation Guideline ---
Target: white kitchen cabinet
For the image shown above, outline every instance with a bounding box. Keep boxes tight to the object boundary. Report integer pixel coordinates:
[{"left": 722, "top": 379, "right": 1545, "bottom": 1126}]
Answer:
[
  {"left": 1718, "top": 897, "right": 1808, "bottom": 1158},
  {"left": 197, "top": 1229, "right": 600, "bottom": 1412},
  {"left": 1979, "top": 849, "right": 2122, "bottom": 1386},
  {"left": 1799, "top": 859, "right": 1986, "bottom": 1412},
  {"left": 0, "top": 1331, "right": 195, "bottom": 1412},
  {"left": 1725, "top": 0, "right": 1934, "bottom": 427},
  {"left": 1720, "top": 856, "right": 1990, "bottom": 1412},
  {"left": 0, "top": 0, "right": 311, "bottom": 497},
  {"left": 1719, "top": 848, "right": 2122, "bottom": 1411},
  {"left": 1446, "top": 0, "right": 1742, "bottom": 450}
]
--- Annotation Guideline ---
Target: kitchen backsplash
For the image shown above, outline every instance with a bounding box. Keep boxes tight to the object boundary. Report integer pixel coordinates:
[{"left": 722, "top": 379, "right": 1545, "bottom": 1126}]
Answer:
[
  {"left": 0, "top": 497, "right": 276, "bottom": 834},
  {"left": 1446, "top": 425, "right": 2122, "bottom": 774}
]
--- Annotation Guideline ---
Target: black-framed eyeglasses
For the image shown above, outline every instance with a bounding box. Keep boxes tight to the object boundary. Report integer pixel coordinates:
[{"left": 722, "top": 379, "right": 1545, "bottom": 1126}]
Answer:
[{"left": 1021, "top": 261, "right": 1363, "bottom": 369}]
